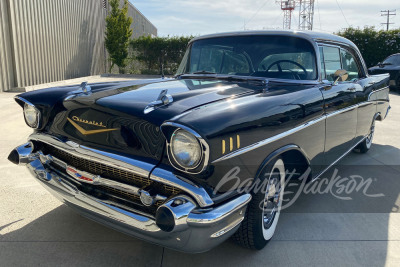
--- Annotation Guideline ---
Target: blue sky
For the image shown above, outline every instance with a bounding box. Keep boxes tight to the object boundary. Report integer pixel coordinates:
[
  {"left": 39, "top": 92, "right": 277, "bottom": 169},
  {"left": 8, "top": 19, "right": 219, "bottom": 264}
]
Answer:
[{"left": 130, "top": 0, "right": 400, "bottom": 36}]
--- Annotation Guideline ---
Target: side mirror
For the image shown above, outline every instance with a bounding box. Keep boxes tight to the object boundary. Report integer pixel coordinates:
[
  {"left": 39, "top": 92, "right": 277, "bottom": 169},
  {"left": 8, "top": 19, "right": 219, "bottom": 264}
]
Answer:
[{"left": 333, "top": 69, "right": 348, "bottom": 85}]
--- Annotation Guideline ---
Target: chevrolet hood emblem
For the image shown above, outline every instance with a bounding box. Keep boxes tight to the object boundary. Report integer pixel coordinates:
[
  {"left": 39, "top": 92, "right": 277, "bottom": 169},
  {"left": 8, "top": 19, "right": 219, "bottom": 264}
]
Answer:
[{"left": 67, "top": 117, "right": 118, "bottom": 135}]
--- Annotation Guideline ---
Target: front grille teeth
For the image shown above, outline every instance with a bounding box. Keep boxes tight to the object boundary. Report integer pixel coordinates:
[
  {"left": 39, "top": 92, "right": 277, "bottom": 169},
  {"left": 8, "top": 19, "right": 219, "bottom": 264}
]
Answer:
[{"left": 38, "top": 142, "right": 181, "bottom": 215}]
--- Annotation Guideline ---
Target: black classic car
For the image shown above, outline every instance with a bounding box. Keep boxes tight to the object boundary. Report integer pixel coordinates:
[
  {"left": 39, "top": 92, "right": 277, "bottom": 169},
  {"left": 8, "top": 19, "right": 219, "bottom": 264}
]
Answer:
[
  {"left": 369, "top": 53, "right": 400, "bottom": 91},
  {"left": 8, "top": 31, "right": 390, "bottom": 253}
]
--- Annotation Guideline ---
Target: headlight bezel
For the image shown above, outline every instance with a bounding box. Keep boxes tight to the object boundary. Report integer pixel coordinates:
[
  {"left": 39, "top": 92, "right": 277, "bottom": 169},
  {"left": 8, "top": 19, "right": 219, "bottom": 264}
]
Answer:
[
  {"left": 16, "top": 97, "right": 41, "bottom": 129},
  {"left": 23, "top": 103, "right": 40, "bottom": 128},
  {"left": 170, "top": 128, "right": 203, "bottom": 170},
  {"left": 163, "top": 123, "right": 210, "bottom": 174}
]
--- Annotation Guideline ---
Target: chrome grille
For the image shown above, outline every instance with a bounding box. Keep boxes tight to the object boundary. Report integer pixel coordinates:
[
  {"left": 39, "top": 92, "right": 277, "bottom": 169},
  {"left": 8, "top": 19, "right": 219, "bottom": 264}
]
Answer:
[
  {"left": 38, "top": 142, "right": 181, "bottom": 214},
  {"left": 49, "top": 147, "right": 152, "bottom": 187}
]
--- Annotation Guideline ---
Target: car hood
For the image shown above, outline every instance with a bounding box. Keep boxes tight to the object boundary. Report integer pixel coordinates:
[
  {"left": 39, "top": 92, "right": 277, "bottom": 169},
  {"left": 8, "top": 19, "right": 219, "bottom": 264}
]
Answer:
[
  {"left": 46, "top": 78, "right": 260, "bottom": 161},
  {"left": 90, "top": 79, "right": 259, "bottom": 125}
]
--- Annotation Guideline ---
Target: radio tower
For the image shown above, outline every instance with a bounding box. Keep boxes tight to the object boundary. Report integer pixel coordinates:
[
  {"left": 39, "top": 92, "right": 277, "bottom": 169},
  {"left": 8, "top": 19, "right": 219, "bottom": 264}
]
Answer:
[
  {"left": 276, "top": 1, "right": 296, "bottom": 29},
  {"left": 298, "top": 0, "right": 315, "bottom": 30}
]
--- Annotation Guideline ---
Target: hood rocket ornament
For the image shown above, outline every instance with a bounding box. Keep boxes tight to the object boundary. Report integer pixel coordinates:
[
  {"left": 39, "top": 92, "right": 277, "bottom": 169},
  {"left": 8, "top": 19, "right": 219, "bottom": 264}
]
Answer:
[{"left": 143, "top": 89, "right": 173, "bottom": 114}]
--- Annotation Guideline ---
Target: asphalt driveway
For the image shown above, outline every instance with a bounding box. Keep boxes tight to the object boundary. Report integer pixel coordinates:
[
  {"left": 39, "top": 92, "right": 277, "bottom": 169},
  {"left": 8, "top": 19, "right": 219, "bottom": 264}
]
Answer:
[{"left": 0, "top": 90, "right": 399, "bottom": 266}]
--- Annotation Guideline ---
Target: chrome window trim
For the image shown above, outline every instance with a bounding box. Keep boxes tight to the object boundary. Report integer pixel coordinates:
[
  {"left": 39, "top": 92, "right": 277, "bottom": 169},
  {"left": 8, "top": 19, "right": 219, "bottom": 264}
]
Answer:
[
  {"left": 161, "top": 122, "right": 210, "bottom": 174},
  {"left": 316, "top": 41, "right": 368, "bottom": 78},
  {"left": 28, "top": 133, "right": 212, "bottom": 208},
  {"left": 212, "top": 115, "right": 326, "bottom": 163},
  {"left": 15, "top": 96, "right": 41, "bottom": 129}
]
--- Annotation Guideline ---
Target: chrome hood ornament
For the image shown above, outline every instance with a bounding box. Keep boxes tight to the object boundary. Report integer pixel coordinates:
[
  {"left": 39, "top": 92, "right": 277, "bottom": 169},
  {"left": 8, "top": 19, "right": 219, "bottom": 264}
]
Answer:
[{"left": 144, "top": 89, "right": 173, "bottom": 114}]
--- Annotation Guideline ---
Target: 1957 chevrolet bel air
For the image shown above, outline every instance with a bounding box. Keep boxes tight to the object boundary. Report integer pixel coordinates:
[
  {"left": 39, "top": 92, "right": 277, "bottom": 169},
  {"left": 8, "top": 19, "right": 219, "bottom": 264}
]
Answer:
[{"left": 8, "top": 30, "right": 390, "bottom": 253}]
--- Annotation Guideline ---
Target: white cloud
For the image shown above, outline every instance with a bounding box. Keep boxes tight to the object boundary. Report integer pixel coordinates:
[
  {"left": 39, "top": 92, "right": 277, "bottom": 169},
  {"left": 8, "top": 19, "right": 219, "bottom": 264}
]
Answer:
[{"left": 130, "top": 0, "right": 400, "bottom": 36}]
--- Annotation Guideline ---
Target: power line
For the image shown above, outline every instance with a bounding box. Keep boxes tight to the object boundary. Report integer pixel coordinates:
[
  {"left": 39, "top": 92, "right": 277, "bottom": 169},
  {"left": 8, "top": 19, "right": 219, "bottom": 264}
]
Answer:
[
  {"left": 381, "top": 10, "right": 396, "bottom": 31},
  {"left": 271, "top": 10, "right": 284, "bottom": 27},
  {"left": 335, "top": 0, "right": 350, "bottom": 27},
  {"left": 244, "top": 0, "right": 272, "bottom": 29}
]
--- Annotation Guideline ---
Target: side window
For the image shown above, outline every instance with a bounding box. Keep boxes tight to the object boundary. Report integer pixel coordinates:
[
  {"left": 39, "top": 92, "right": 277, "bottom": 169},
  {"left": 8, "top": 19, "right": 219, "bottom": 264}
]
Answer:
[
  {"left": 340, "top": 49, "right": 360, "bottom": 81},
  {"left": 321, "top": 46, "right": 341, "bottom": 81}
]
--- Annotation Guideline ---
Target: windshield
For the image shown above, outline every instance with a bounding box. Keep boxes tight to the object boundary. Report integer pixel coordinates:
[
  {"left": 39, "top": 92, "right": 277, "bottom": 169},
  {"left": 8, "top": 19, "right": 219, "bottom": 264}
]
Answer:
[
  {"left": 176, "top": 35, "right": 318, "bottom": 80},
  {"left": 383, "top": 55, "right": 400, "bottom": 65}
]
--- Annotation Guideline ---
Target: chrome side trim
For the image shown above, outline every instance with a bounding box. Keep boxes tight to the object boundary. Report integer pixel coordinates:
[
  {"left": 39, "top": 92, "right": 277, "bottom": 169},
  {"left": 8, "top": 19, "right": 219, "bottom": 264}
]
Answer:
[
  {"left": 161, "top": 122, "right": 210, "bottom": 174},
  {"left": 368, "top": 86, "right": 390, "bottom": 101},
  {"left": 358, "top": 101, "right": 373, "bottom": 108},
  {"left": 325, "top": 104, "right": 358, "bottom": 119},
  {"left": 212, "top": 116, "right": 326, "bottom": 163},
  {"left": 150, "top": 168, "right": 214, "bottom": 207},
  {"left": 311, "top": 134, "right": 368, "bottom": 182}
]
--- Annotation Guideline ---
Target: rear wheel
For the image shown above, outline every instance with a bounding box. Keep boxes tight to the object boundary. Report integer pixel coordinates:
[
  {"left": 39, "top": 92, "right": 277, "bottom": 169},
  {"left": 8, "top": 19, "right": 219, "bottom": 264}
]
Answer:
[
  {"left": 233, "top": 157, "right": 285, "bottom": 249},
  {"left": 354, "top": 120, "right": 375, "bottom": 153}
]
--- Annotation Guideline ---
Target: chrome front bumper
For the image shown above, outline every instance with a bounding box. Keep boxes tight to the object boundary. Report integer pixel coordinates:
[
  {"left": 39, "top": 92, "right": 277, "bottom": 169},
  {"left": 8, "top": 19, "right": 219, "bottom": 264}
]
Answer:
[{"left": 10, "top": 139, "right": 251, "bottom": 253}]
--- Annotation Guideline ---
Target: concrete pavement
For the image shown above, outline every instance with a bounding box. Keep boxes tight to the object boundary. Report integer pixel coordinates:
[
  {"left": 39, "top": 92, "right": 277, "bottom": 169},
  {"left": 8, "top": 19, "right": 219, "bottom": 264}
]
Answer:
[{"left": 0, "top": 88, "right": 399, "bottom": 266}]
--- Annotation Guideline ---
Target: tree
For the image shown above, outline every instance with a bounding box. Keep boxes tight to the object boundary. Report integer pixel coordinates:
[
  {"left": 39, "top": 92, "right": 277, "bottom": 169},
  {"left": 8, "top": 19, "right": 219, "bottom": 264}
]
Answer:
[
  {"left": 130, "top": 36, "right": 193, "bottom": 75},
  {"left": 337, "top": 27, "right": 400, "bottom": 67},
  {"left": 105, "top": 0, "right": 133, "bottom": 73}
]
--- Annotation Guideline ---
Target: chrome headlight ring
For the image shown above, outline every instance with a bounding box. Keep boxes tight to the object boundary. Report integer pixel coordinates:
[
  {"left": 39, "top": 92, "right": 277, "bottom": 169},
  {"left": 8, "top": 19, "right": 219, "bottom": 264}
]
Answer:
[
  {"left": 162, "top": 123, "right": 210, "bottom": 174},
  {"left": 16, "top": 97, "right": 41, "bottom": 129}
]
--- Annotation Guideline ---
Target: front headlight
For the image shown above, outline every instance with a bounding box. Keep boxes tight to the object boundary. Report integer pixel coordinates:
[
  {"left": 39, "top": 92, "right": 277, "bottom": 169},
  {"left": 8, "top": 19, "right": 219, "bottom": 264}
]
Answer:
[
  {"left": 170, "top": 129, "right": 202, "bottom": 169},
  {"left": 23, "top": 103, "right": 40, "bottom": 128}
]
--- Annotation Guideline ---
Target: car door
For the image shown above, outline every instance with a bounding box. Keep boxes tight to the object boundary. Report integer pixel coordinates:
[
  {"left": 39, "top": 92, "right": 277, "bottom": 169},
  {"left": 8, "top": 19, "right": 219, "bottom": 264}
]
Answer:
[
  {"left": 339, "top": 48, "right": 377, "bottom": 145},
  {"left": 319, "top": 45, "right": 360, "bottom": 165}
]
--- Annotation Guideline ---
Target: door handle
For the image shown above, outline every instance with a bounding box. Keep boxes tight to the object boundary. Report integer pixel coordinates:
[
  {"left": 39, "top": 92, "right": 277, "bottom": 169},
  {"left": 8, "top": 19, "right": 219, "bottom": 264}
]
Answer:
[
  {"left": 347, "top": 87, "right": 356, "bottom": 92},
  {"left": 368, "top": 81, "right": 375, "bottom": 85}
]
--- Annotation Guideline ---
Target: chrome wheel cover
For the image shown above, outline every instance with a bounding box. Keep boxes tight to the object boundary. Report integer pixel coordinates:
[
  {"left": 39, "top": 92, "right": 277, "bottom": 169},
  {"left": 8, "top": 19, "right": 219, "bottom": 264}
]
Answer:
[
  {"left": 366, "top": 121, "right": 375, "bottom": 149},
  {"left": 261, "top": 159, "right": 285, "bottom": 235}
]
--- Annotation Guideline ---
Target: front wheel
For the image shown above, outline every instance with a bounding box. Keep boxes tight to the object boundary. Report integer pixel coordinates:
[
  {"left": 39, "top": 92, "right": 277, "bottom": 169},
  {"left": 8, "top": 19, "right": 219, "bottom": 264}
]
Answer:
[{"left": 233, "top": 157, "right": 285, "bottom": 250}]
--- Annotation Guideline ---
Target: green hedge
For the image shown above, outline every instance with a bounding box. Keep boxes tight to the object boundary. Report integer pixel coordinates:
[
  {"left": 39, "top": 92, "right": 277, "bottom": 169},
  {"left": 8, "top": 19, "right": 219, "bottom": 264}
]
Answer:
[
  {"left": 337, "top": 27, "right": 400, "bottom": 68},
  {"left": 129, "top": 36, "right": 193, "bottom": 75}
]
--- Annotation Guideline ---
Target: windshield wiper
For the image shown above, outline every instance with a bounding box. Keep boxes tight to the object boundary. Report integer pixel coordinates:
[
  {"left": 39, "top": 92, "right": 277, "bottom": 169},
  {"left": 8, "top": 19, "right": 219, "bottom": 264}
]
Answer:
[
  {"left": 217, "top": 75, "right": 268, "bottom": 85},
  {"left": 192, "top": 70, "right": 217, "bottom": 75},
  {"left": 174, "top": 71, "right": 216, "bottom": 79},
  {"left": 177, "top": 73, "right": 268, "bottom": 85}
]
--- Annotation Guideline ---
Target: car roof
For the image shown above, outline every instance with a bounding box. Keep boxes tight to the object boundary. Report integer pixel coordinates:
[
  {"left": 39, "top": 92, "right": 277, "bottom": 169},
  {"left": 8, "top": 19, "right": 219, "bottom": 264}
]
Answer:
[{"left": 190, "top": 30, "right": 356, "bottom": 48}]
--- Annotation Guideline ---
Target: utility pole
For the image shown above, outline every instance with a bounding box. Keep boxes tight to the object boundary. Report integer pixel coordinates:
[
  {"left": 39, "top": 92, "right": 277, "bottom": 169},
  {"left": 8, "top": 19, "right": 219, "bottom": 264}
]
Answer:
[
  {"left": 276, "top": 1, "right": 296, "bottom": 29},
  {"left": 381, "top": 10, "right": 396, "bottom": 31},
  {"left": 298, "top": 0, "right": 315, "bottom": 31}
]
